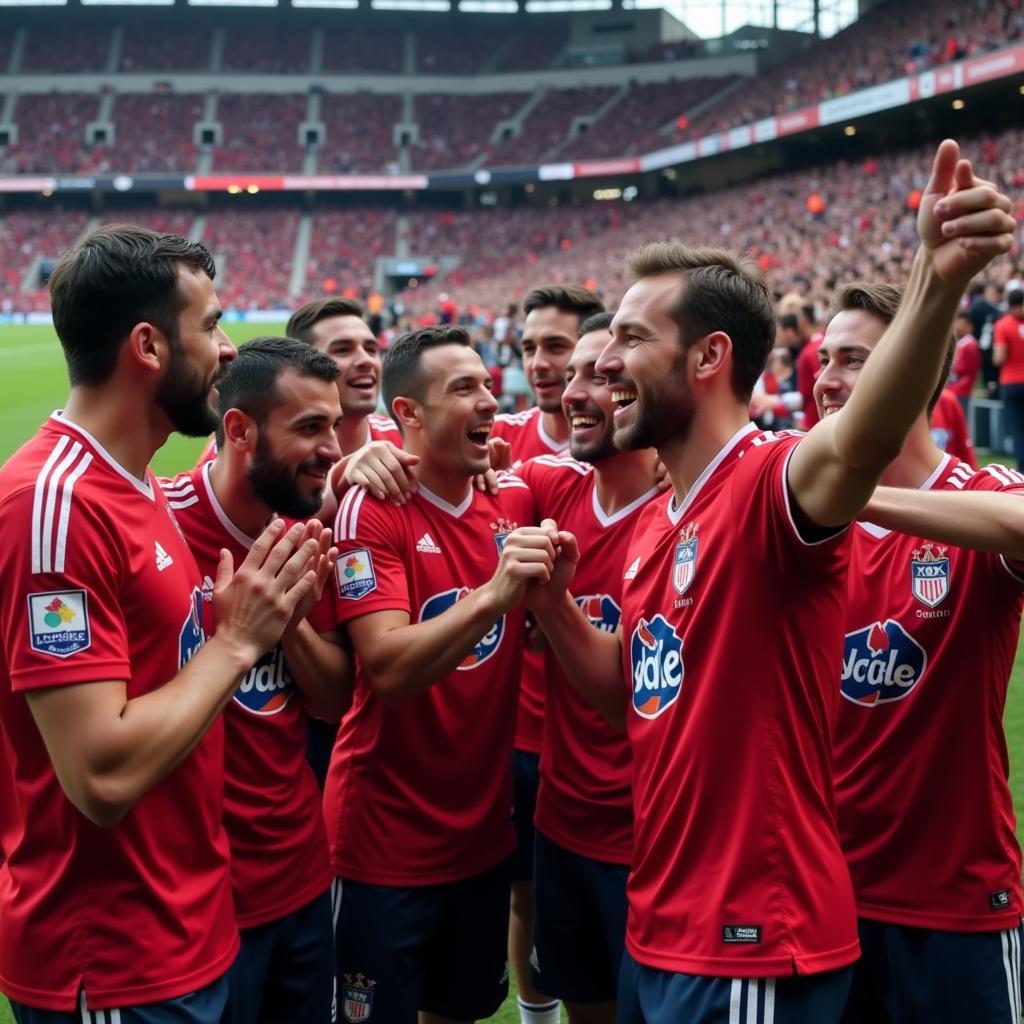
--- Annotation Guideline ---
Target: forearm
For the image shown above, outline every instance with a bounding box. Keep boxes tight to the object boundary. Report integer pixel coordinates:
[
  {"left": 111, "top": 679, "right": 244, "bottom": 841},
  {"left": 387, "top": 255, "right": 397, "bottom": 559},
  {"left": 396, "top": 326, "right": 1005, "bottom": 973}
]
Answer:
[
  {"left": 835, "top": 249, "right": 962, "bottom": 468},
  {"left": 360, "top": 585, "right": 506, "bottom": 702},
  {"left": 864, "top": 485, "right": 1024, "bottom": 559},
  {"left": 534, "top": 591, "right": 625, "bottom": 728},
  {"left": 76, "top": 635, "right": 256, "bottom": 824},
  {"left": 281, "top": 621, "right": 352, "bottom": 722}
]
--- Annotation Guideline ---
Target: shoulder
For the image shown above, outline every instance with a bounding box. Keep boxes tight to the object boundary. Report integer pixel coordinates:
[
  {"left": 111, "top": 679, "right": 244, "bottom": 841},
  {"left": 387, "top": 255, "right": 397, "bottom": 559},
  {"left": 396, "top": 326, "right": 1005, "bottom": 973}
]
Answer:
[
  {"left": 493, "top": 408, "right": 539, "bottom": 434},
  {"left": 368, "top": 414, "right": 402, "bottom": 436},
  {"left": 519, "top": 452, "right": 590, "bottom": 498},
  {"left": 335, "top": 485, "right": 402, "bottom": 543},
  {"left": 950, "top": 461, "right": 1024, "bottom": 494},
  {"left": 158, "top": 468, "right": 203, "bottom": 513}
]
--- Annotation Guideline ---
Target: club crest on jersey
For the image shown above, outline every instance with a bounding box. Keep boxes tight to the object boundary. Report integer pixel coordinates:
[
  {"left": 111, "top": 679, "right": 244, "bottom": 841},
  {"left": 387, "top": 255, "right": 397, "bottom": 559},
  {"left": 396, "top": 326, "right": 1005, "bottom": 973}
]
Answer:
[
  {"left": 673, "top": 522, "right": 699, "bottom": 596},
  {"left": 910, "top": 543, "right": 950, "bottom": 608},
  {"left": 338, "top": 548, "right": 376, "bottom": 600},
  {"left": 841, "top": 620, "right": 927, "bottom": 707},
  {"left": 178, "top": 587, "right": 205, "bottom": 668},
  {"left": 630, "top": 614, "right": 684, "bottom": 719},
  {"left": 27, "top": 589, "right": 90, "bottom": 658},
  {"left": 234, "top": 647, "right": 294, "bottom": 715},
  {"left": 342, "top": 974, "right": 376, "bottom": 1023},
  {"left": 575, "top": 594, "right": 621, "bottom": 634},
  {"left": 420, "top": 587, "right": 505, "bottom": 668},
  {"left": 491, "top": 517, "right": 518, "bottom": 553}
]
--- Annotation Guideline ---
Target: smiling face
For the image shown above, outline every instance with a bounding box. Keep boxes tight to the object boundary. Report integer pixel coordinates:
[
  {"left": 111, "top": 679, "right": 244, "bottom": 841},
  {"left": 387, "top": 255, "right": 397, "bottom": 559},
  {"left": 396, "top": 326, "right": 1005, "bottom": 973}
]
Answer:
[
  {"left": 306, "top": 314, "right": 382, "bottom": 418},
  {"left": 409, "top": 344, "right": 499, "bottom": 477},
  {"left": 562, "top": 328, "right": 620, "bottom": 464},
  {"left": 521, "top": 306, "right": 579, "bottom": 414},
  {"left": 812, "top": 309, "right": 886, "bottom": 420},
  {"left": 245, "top": 369, "right": 343, "bottom": 517},
  {"left": 598, "top": 274, "right": 696, "bottom": 453}
]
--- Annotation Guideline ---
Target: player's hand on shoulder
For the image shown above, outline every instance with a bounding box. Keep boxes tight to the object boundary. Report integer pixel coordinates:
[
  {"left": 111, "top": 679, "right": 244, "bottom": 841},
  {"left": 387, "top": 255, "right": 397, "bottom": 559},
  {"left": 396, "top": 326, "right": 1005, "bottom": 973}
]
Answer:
[
  {"left": 919, "top": 139, "right": 1016, "bottom": 284},
  {"left": 339, "top": 441, "right": 420, "bottom": 506},
  {"left": 213, "top": 519, "right": 331, "bottom": 661}
]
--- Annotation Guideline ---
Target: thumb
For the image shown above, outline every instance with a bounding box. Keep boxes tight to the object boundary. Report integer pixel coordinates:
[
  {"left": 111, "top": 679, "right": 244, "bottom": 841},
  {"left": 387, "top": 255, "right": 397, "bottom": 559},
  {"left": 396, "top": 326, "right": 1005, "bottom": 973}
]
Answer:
[
  {"left": 396, "top": 450, "right": 422, "bottom": 466},
  {"left": 557, "top": 530, "right": 580, "bottom": 562},
  {"left": 540, "top": 517, "right": 559, "bottom": 543},
  {"left": 214, "top": 548, "right": 234, "bottom": 591},
  {"left": 923, "top": 139, "right": 960, "bottom": 200}
]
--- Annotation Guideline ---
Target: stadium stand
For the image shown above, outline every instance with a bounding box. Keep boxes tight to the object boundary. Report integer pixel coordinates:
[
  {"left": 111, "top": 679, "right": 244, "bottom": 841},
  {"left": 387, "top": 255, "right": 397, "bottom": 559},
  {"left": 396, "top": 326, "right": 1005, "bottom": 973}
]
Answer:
[
  {"left": 212, "top": 93, "right": 308, "bottom": 172},
  {"left": 21, "top": 25, "right": 111, "bottom": 73},
  {"left": 103, "top": 94, "right": 204, "bottom": 174},
  {"left": 119, "top": 26, "right": 212, "bottom": 71},
  {"left": 305, "top": 208, "right": 398, "bottom": 299},
  {"left": 416, "top": 24, "right": 510, "bottom": 75},
  {"left": 321, "top": 25, "right": 404, "bottom": 73},
  {"left": 2, "top": 93, "right": 100, "bottom": 174},
  {"left": 411, "top": 92, "right": 529, "bottom": 171},
  {"left": 0, "top": 209, "right": 88, "bottom": 312},
  {"left": 222, "top": 26, "right": 313, "bottom": 73},
  {"left": 493, "top": 22, "right": 569, "bottom": 71},
  {"left": 316, "top": 92, "right": 402, "bottom": 173}
]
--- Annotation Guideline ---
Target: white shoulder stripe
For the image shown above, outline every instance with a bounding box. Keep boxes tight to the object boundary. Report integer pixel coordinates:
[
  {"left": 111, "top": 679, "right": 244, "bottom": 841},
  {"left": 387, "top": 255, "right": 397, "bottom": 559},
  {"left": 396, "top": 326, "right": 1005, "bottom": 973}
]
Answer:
[
  {"left": 337, "top": 486, "right": 367, "bottom": 541},
  {"left": 533, "top": 454, "right": 590, "bottom": 475},
  {"left": 33, "top": 439, "right": 93, "bottom": 574},
  {"left": 168, "top": 496, "right": 200, "bottom": 510},
  {"left": 498, "top": 477, "right": 530, "bottom": 489},
  {"left": 159, "top": 480, "right": 197, "bottom": 498}
]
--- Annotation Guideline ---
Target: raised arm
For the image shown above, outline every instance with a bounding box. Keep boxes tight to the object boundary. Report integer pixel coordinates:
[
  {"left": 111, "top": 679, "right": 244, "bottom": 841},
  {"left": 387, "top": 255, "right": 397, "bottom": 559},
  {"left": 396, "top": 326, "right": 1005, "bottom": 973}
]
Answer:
[{"left": 788, "top": 140, "right": 1016, "bottom": 528}]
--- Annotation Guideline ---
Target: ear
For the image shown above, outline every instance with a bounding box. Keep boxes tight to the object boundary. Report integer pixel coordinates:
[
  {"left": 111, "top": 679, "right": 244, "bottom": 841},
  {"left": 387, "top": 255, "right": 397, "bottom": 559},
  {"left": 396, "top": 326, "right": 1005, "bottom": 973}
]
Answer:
[
  {"left": 391, "top": 396, "right": 421, "bottom": 433},
  {"left": 222, "top": 408, "right": 256, "bottom": 452},
  {"left": 125, "top": 321, "right": 165, "bottom": 376},
  {"left": 692, "top": 330, "right": 733, "bottom": 384}
]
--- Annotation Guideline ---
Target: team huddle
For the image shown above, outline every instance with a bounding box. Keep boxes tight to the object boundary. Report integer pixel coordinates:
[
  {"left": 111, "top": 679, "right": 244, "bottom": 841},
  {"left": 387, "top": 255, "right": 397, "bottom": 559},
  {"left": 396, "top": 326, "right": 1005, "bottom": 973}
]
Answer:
[{"left": 0, "top": 139, "right": 1022, "bottom": 1024}]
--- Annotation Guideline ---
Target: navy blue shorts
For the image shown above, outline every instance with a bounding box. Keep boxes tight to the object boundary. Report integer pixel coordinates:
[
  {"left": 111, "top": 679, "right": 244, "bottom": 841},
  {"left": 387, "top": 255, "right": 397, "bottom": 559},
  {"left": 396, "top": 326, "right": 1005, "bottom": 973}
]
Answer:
[
  {"left": 305, "top": 715, "right": 338, "bottom": 790},
  {"left": 510, "top": 748, "right": 540, "bottom": 882},
  {"left": 10, "top": 976, "right": 228, "bottom": 1024},
  {"left": 223, "top": 888, "right": 335, "bottom": 1024},
  {"left": 531, "top": 830, "right": 628, "bottom": 1003},
  {"left": 618, "top": 952, "right": 852, "bottom": 1024},
  {"left": 332, "top": 859, "right": 511, "bottom": 1024},
  {"left": 841, "top": 917, "right": 1024, "bottom": 1024}
]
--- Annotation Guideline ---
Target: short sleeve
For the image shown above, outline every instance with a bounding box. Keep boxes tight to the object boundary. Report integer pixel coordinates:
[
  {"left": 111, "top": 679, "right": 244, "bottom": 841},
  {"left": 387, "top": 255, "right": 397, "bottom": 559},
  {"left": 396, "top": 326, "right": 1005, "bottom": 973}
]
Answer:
[
  {"left": 0, "top": 485, "right": 131, "bottom": 692},
  {"left": 330, "top": 488, "right": 411, "bottom": 625}
]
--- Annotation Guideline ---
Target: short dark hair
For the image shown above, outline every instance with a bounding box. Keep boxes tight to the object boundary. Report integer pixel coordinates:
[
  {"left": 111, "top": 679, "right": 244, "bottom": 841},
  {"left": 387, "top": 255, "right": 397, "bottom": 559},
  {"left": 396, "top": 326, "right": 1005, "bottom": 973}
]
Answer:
[
  {"left": 215, "top": 336, "right": 339, "bottom": 444},
  {"left": 48, "top": 224, "right": 216, "bottom": 387},
  {"left": 625, "top": 242, "right": 776, "bottom": 402},
  {"left": 780, "top": 313, "right": 799, "bottom": 331},
  {"left": 955, "top": 310, "right": 974, "bottom": 322},
  {"left": 523, "top": 285, "right": 604, "bottom": 327},
  {"left": 382, "top": 325, "right": 471, "bottom": 421},
  {"left": 832, "top": 282, "right": 953, "bottom": 414},
  {"left": 578, "top": 311, "right": 614, "bottom": 338},
  {"left": 287, "top": 297, "right": 366, "bottom": 345},
  {"left": 799, "top": 303, "right": 817, "bottom": 325},
  {"left": 1009, "top": 289, "right": 1024, "bottom": 308}
]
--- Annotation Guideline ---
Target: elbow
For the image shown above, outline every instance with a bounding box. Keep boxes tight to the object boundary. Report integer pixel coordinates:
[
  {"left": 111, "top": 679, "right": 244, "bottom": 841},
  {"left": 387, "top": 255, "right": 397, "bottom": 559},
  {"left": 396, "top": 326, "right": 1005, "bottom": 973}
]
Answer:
[
  {"left": 74, "top": 775, "right": 133, "bottom": 828},
  {"left": 363, "top": 664, "right": 412, "bottom": 706}
]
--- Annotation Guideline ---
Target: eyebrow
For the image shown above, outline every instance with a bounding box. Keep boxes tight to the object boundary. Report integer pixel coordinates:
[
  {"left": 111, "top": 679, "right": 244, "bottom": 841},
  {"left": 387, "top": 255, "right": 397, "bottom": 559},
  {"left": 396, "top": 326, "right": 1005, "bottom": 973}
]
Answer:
[
  {"left": 203, "top": 309, "right": 223, "bottom": 328},
  {"left": 327, "top": 335, "right": 376, "bottom": 347},
  {"left": 446, "top": 374, "right": 485, "bottom": 390},
  {"left": 820, "top": 344, "right": 872, "bottom": 359}
]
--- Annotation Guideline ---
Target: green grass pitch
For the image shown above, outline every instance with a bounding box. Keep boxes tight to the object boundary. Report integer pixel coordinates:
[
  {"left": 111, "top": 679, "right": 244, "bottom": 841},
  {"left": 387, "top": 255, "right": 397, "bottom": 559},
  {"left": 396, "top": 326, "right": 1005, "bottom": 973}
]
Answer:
[{"left": 0, "top": 322, "right": 1020, "bottom": 1023}]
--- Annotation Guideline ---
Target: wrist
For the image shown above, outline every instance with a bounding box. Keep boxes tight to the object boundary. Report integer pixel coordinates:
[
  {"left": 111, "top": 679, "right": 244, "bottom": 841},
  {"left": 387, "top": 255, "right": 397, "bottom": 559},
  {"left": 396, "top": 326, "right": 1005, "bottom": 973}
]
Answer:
[{"left": 206, "top": 628, "right": 264, "bottom": 674}]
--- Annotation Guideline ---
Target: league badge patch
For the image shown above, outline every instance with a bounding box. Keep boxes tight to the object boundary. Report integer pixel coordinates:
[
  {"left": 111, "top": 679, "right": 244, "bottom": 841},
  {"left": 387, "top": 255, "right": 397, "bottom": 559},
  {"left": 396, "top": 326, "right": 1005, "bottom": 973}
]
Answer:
[
  {"left": 27, "top": 590, "right": 90, "bottom": 658},
  {"left": 673, "top": 522, "right": 699, "bottom": 596},
  {"left": 338, "top": 549, "right": 377, "bottom": 600},
  {"left": 491, "top": 517, "right": 517, "bottom": 554},
  {"left": 910, "top": 543, "right": 949, "bottom": 608},
  {"left": 342, "top": 974, "right": 376, "bottom": 1023}
]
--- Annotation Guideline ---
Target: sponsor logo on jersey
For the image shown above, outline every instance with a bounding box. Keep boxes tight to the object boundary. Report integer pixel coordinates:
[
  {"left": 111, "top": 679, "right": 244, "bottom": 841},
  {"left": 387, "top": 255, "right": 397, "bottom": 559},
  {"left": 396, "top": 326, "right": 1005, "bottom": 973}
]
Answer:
[
  {"left": 234, "top": 646, "right": 293, "bottom": 715},
  {"left": 178, "top": 587, "right": 205, "bottom": 668},
  {"left": 342, "top": 974, "right": 376, "bottom": 1023},
  {"left": 991, "top": 889, "right": 1012, "bottom": 910},
  {"left": 490, "top": 516, "right": 518, "bottom": 554},
  {"left": 630, "top": 614, "right": 684, "bottom": 719},
  {"left": 624, "top": 556, "right": 640, "bottom": 580},
  {"left": 416, "top": 532, "right": 442, "bottom": 555},
  {"left": 575, "top": 594, "right": 621, "bottom": 634},
  {"left": 672, "top": 522, "right": 699, "bottom": 596},
  {"left": 910, "top": 542, "right": 950, "bottom": 608},
  {"left": 154, "top": 540, "right": 174, "bottom": 572},
  {"left": 27, "top": 589, "right": 90, "bottom": 658},
  {"left": 840, "top": 619, "right": 927, "bottom": 706},
  {"left": 420, "top": 587, "right": 504, "bottom": 669},
  {"left": 338, "top": 549, "right": 377, "bottom": 600}
]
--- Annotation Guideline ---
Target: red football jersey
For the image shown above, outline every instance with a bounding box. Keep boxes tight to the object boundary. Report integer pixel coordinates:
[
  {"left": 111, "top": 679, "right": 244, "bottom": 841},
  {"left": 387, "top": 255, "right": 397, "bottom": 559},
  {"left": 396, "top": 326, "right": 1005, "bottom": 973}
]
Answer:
[
  {"left": 326, "top": 477, "right": 533, "bottom": 885},
  {"left": 160, "top": 464, "right": 332, "bottom": 930},
  {"left": 0, "top": 415, "right": 237, "bottom": 1011},
  {"left": 796, "top": 334, "right": 823, "bottom": 430},
  {"left": 930, "top": 388, "right": 977, "bottom": 469},
  {"left": 520, "top": 454, "right": 659, "bottom": 865},
  {"left": 491, "top": 406, "right": 568, "bottom": 754},
  {"left": 949, "top": 335, "right": 982, "bottom": 399},
  {"left": 834, "top": 456, "right": 1024, "bottom": 931},
  {"left": 620, "top": 423, "right": 858, "bottom": 977}
]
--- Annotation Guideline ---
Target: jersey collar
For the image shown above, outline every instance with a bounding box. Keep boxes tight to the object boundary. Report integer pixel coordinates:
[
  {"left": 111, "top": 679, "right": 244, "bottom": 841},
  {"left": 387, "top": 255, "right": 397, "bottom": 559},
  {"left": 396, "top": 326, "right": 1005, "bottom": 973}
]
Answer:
[
  {"left": 536, "top": 411, "right": 570, "bottom": 454},
  {"left": 50, "top": 411, "right": 155, "bottom": 501},
  {"left": 202, "top": 460, "right": 259, "bottom": 548},
  {"left": 592, "top": 480, "right": 662, "bottom": 527},
  {"left": 417, "top": 483, "right": 474, "bottom": 519},
  {"left": 666, "top": 421, "right": 757, "bottom": 526}
]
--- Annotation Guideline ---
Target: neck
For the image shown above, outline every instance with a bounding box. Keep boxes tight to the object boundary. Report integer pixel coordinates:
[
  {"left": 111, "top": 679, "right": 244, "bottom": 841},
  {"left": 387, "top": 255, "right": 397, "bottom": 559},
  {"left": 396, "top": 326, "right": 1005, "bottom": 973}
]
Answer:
[
  {"left": 878, "top": 418, "right": 944, "bottom": 489},
  {"left": 657, "top": 402, "right": 752, "bottom": 506},
  {"left": 540, "top": 409, "right": 569, "bottom": 446},
  {"left": 410, "top": 448, "right": 473, "bottom": 509},
  {"left": 63, "top": 384, "right": 168, "bottom": 481},
  {"left": 592, "top": 448, "right": 660, "bottom": 515},
  {"left": 338, "top": 414, "right": 371, "bottom": 456},
  {"left": 208, "top": 454, "right": 274, "bottom": 539}
]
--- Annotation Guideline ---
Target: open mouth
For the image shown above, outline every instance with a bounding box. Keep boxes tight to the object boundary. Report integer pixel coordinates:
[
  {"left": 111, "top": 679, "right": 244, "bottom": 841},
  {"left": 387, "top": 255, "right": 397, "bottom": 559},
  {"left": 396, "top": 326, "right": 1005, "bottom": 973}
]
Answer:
[
  {"left": 570, "top": 413, "right": 601, "bottom": 430},
  {"left": 611, "top": 388, "right": 638, "bottom": 412},
  {"left": 347, "top": 375, "right": 376, "bottom": 392},
  {"left": 467, "top": 422, "right": 493, "bottom": 449}
]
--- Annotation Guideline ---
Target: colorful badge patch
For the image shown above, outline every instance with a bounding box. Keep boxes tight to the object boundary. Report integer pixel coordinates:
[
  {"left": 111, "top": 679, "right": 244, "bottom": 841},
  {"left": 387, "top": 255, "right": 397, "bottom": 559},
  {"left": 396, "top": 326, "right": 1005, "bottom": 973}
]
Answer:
[
  {"left": 342, "top": 974, "right": 376, "bottom": 1023},
  {"left": 338, "top": 549, "right": 377, "bottom": 600},
  {"left": 910, "top": 543, "right": 950, "bottom": 608},
  {"left": 673, "top": 522, "right": 699, "bottom": 596},
  {"left": 27, "top": 590, "right": 90, "bottom": 658}
]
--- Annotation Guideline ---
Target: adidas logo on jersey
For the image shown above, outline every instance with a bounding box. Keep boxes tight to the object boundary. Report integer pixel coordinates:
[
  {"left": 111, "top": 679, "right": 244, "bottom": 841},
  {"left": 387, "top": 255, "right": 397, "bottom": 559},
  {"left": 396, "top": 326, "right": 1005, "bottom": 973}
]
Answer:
[
  {"left": 624, "top": 557, "right": 641, "bottom": 580},
  {"left": 155, "top": 541, "right": 174, "bottom": 572},
  {"left": 416, "top": 532, "right": 442, "bottom": 554}
]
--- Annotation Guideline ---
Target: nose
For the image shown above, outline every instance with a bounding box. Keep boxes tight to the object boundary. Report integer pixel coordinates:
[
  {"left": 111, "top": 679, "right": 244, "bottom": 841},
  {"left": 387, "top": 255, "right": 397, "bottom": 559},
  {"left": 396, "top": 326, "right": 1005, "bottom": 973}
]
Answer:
[
  {"left": 595, "top": 337, "right": 622, "bottom": 377},
  {"left": 218, "top": 329, "right": 237, "bottom": 363},
  {"left": 320, "top": 433, "right": 342, "bottom": 464},
  {"left": 480, "top": 388, "right": 499, "bottom": 414}
]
